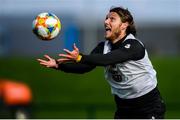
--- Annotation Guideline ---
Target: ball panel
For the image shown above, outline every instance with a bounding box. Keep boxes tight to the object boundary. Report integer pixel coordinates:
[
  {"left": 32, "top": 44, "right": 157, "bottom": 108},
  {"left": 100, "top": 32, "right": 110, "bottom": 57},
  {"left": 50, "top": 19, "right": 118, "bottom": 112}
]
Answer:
[
  {"left": 47, "top": 26, "right": 55, "bottom": 33},
  {"left": 50, "top": 28, "right": 60, "bottom": 39},
  {"left": 46, "top": 17, "right": 57, "bottom": 27},
  {"left": 37, "top": 26, "right": 49, "bottom": 38},
  {"left": 57, "top": 19, "right": 61, "bottom": 30},
  {"left": 38, "top": 12, "right": 48, "bottom": 18},
  {"left": 32, "top": 19, "right": 37, "bottom": 28}
]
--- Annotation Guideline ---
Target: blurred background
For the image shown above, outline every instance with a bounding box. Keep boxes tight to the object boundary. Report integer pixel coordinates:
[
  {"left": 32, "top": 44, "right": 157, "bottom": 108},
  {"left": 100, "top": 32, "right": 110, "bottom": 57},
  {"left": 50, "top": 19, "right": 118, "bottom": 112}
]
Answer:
[{"left": 0, "top": 0, "right": 180, "bottom": 118}]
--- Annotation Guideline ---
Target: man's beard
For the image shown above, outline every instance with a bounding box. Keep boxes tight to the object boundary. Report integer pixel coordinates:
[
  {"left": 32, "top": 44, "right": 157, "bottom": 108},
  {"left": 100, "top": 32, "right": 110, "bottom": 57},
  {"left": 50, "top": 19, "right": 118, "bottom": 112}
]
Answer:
[{"left": 105, "top": 29, "right": 121, "bottom": 41}]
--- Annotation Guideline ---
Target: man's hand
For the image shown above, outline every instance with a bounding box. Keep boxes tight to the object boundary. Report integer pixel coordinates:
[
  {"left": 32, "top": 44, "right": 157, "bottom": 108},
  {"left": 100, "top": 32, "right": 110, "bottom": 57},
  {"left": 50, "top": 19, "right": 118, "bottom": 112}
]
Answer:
[
  {"left": 57, "top": 43, "right": 80, "bottom": 62},
  {"left": 37, "top": 54, "right": 58, "bottom": 68}
]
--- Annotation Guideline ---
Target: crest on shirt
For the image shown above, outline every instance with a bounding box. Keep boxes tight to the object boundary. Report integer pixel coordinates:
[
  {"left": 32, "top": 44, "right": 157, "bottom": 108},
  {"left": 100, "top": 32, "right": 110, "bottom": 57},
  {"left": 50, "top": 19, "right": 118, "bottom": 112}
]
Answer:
[{"left": 124, "top": 44, "right": 131, "bottom": 49}]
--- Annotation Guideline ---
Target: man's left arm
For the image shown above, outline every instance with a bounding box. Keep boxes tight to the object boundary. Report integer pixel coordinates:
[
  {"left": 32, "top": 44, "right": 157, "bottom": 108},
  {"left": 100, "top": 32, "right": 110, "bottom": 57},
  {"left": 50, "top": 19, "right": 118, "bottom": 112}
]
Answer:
[{"left": 79, "top": 39, "right": 145, "bottom": 66}]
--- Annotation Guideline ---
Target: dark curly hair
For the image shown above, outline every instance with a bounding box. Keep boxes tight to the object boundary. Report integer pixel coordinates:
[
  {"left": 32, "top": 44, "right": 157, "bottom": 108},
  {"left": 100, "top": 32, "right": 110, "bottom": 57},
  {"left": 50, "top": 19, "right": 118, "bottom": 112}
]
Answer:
[{"left": 110, "top": 7, "right": 137, "bottom": 36}]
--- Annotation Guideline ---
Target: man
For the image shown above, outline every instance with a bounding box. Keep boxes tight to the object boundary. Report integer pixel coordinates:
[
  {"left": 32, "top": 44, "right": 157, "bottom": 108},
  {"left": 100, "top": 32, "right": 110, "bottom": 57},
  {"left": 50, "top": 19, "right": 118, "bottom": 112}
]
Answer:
[{"left": 37, "top": 7, "right": 166, "bottom": 119}]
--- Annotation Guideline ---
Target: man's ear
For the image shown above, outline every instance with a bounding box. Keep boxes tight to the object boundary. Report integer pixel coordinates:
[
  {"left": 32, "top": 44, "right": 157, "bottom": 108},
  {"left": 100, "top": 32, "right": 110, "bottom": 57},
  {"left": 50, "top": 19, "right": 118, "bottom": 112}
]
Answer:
[{"left": 121, "top": 22, "right": 129, "bottom": 30}]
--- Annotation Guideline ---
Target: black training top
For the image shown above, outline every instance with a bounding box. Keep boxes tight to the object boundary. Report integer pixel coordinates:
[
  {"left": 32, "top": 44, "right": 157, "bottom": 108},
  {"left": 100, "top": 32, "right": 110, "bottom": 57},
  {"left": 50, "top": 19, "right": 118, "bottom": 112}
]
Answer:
[{"left": 59, "top": 35, "right": 145, "bottom": 74}]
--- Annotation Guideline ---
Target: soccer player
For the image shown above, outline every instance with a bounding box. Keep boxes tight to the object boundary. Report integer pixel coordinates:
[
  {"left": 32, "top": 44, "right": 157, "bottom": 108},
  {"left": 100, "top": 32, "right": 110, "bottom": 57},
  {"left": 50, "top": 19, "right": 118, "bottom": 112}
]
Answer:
[{"left": 37, "top": 7, "right": 166, "bottom": 119}]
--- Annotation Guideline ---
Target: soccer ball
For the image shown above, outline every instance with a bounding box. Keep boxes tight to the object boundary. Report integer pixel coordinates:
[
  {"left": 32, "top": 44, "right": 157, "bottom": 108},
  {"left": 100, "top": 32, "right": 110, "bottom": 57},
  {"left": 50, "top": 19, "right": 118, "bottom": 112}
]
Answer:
[{"left": 32, "top": 12, "right": 61, "bottom": 40}]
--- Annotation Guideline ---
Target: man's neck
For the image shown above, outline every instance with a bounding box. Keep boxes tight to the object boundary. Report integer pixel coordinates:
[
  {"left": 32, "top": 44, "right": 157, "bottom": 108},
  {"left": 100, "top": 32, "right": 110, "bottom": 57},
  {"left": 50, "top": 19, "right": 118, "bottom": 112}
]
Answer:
[{"left": 112, "top": 33, "right": 127, "bottom": 44}]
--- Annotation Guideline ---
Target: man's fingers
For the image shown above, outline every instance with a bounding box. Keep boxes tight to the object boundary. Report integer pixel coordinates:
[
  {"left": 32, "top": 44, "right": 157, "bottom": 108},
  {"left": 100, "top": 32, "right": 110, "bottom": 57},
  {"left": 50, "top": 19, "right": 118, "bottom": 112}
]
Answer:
[
  {"left": 39, "top": 62, "right": 48, "bottom": 66},
  {"left": 73, "top": 43, "right": 79, "bottom": 51},
  {"left": 44, "top": 54, "right": 52, "bottom": 60},
  {"left": 63, "top": 49, "right": 72, "bottom": 55},
  {"left": 59, "top": 54, "right": 68, "bottom": 57},
  {"left": 37, "top": 59, "right": 47, "bottom": 63},
  {"left": 57, "top": 58, "right": 71, "bottom": 62},
  {"left": 59, "top": 54, "right": 73, "bottom": 59},
  {"left": 57, "top": 58, "right": 70, "bottom": 61}
]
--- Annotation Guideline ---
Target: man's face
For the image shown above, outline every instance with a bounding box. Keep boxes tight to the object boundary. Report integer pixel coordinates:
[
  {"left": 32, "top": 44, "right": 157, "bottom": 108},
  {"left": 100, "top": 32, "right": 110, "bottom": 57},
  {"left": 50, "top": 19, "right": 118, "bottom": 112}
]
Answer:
[{"left": 104, "top": 12, "right": 124, "bottom": 41}]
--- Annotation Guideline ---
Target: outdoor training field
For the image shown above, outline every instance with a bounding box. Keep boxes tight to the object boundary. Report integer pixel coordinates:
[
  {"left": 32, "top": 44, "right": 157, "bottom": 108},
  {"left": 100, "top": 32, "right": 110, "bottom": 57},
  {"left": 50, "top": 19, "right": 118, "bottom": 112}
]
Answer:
[{"left": 0, "top": 56, "right": 180, "bottom": 118}]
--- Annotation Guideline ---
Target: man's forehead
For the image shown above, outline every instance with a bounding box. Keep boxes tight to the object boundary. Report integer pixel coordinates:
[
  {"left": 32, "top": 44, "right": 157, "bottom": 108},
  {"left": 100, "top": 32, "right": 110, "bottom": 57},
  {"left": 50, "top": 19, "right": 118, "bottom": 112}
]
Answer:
[{"left": 106, "top": 12, "right": 119, "bottom": 17}]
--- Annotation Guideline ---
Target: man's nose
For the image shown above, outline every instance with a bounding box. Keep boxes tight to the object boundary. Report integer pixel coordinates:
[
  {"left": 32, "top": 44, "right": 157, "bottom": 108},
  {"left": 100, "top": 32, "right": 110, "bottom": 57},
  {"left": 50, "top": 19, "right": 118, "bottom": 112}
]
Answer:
[{"left": 104, "top": 19, "right": 109, "bottom": 25}]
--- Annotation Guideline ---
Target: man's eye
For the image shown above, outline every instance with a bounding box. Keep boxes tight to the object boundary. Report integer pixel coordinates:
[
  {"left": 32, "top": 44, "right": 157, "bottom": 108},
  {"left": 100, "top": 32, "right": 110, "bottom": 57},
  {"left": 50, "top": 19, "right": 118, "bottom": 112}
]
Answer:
[{"left": 110, "top": 17, "right": 115, "bottom": 20}]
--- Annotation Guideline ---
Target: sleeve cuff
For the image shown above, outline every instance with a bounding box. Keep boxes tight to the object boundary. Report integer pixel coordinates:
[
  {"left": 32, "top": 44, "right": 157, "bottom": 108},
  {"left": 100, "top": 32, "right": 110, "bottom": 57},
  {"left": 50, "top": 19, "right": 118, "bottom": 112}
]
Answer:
[{"left": 76, "top": 54, "right": 82, "bottom": 62}]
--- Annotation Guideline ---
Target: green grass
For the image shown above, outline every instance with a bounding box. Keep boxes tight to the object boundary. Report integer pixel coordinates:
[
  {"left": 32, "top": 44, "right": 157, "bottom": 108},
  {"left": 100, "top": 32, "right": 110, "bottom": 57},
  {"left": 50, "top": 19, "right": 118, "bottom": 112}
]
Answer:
[{"left": 0, "top": 56, "right": 180, "bottom": 118}]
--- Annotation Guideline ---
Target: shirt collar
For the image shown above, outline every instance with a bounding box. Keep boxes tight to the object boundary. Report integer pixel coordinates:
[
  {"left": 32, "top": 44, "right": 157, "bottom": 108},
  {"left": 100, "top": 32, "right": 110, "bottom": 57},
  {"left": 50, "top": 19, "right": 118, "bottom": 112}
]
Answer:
[{"left": 110, "top": 34, "right": 128, "bottom": 50}]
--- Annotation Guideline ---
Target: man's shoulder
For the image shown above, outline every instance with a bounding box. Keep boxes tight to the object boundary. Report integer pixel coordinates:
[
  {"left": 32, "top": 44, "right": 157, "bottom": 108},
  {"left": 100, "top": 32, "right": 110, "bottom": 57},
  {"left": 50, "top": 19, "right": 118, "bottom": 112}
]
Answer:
[
  {"left": 123, "top": 38, "right": 145, "bottom": 48},
  {"left": 97, "top": 41, "right": 105, "bottom": 47},
  {"left": 90, "top": 41, "right": 105, "bottom": 54}
]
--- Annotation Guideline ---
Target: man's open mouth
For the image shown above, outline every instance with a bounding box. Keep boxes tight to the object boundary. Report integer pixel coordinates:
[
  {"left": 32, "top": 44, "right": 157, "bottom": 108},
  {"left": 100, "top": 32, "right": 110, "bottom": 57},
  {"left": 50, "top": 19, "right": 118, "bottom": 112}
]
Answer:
[{"left": 105, "top": 26, "right": 111, "bottom": 32}]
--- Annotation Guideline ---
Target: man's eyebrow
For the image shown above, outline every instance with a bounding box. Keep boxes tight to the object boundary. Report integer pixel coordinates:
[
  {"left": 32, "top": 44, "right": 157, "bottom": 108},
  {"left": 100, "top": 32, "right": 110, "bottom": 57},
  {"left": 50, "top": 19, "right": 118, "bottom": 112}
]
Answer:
[{"left": 110, "top": 13, "right": 117, "bottom": 17}]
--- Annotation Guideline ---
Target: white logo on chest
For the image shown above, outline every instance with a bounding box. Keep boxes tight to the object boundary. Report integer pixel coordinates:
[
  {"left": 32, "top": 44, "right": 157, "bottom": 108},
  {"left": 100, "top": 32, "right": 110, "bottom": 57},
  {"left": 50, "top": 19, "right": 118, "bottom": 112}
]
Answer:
[{"left": 124, "top": 44, "right": 131, "bottom": 49}]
